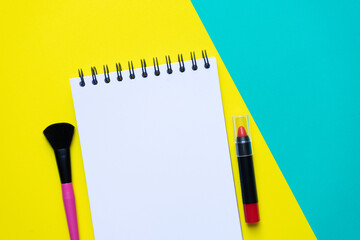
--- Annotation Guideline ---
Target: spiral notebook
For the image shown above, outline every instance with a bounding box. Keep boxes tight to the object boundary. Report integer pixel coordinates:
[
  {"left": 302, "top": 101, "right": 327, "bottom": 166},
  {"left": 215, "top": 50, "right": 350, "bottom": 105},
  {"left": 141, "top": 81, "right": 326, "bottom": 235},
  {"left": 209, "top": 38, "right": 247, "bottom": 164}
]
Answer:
[{"left": 70, "top": 52, "right": 242, "bottom": 239}]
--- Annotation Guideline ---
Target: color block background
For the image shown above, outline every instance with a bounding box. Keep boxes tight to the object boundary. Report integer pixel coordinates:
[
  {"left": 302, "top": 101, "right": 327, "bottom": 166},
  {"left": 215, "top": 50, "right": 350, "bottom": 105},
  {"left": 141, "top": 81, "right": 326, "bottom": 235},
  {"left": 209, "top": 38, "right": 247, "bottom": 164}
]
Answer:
[
  {"left": 2, "top": 0, "right": 354, "bottom": 239},
  {"left": 192, "top": 0, "right": 360, "bottom": 239}
]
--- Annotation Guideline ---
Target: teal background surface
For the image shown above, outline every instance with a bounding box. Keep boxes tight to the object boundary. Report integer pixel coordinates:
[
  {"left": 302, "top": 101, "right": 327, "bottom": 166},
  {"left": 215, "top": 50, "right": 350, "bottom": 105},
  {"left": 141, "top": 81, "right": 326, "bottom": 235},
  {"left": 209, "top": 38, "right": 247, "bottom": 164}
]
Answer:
[{"left": 192, "top": 0, "right": 360, "bottom": 239}]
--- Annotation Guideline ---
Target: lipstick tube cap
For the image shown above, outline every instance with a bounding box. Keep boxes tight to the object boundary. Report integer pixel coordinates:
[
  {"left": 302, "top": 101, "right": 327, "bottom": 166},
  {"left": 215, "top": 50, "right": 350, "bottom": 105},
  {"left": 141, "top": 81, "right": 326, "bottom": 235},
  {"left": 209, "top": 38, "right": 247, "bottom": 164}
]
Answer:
[{"left": 232, "top": 115, "right": 251, "bottom": 142}]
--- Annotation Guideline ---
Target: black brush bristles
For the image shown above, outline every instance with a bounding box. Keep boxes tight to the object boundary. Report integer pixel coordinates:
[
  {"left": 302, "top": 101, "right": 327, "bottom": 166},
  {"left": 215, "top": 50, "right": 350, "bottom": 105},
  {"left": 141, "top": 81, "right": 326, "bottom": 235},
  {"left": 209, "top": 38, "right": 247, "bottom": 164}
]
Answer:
[
  {"left": 44, "top": 123, "right": 74, "bottom": 150},
  {"left": 43, "top": 123, "right": 75, "bottom": 184}
]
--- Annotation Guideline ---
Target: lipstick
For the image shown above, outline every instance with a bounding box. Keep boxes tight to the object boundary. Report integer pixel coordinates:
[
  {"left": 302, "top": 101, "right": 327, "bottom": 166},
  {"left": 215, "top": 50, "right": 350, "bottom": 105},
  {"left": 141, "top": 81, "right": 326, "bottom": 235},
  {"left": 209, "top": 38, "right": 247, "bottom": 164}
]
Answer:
[{"left": 233, "top": 115, "right": 260, "bottom": 223}]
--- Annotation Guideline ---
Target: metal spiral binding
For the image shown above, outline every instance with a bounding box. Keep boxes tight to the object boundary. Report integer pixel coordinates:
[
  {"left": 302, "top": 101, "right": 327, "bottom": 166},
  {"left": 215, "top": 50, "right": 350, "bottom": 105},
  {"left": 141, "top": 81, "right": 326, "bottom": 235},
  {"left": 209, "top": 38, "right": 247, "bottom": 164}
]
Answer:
[
  {"left": 116, "top": 63, "right": 123, "bottom": 81},
  {"left": 141, "top": 59, "right": 148, "bottom": 78},
  {"left": 91, "top": 67, "right": 98, "bottom": 85},
  {"left": 202, "top": 50, "right": 210, "bottom": 68},
  {"left": 153, "top": 57, "right": 160, "bottom": 76},
  {"left": 78, "top": 69, "right": 85, "bottom": 86},
  {"left": 128, "top": 61, "right": 135, "bottom": 79},
  {"left": 190, "top": 52, "right": 198, "bottom": 70},
  {"left": 78, "top": 50, "right": 210, "bottom": 87},
  {"left": 165, "top": 55, "right": 172, "bottom": 74},
  {"left": 178, "top": 54, "right": 185, "bottom": 72},
  {"left": 103, "top": 65, "right": 110, "bottom": 83}
]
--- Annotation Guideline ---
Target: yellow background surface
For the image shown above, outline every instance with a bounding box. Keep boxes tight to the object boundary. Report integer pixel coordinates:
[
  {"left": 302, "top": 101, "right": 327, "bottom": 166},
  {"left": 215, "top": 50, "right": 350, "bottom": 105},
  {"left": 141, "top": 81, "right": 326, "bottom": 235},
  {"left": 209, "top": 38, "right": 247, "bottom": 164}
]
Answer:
[{"left": 0, "top": 0, "right": 315, "bottom": 239}]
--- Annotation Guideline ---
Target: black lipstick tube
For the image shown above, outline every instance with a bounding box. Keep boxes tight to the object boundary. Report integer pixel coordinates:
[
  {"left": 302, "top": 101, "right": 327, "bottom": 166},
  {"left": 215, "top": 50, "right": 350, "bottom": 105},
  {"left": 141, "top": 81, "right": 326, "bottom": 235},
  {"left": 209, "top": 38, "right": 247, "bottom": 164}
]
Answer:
[{"left": 233, "top": 115, "right": 260, "bottom": 223}]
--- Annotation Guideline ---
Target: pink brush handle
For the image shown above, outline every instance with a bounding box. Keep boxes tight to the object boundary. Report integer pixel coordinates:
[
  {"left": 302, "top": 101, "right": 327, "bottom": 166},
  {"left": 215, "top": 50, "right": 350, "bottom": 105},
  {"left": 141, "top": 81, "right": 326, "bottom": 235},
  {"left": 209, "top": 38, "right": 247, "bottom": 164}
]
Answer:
[{"left": 61, "top": 183, "right": 79, "bottom": 240}]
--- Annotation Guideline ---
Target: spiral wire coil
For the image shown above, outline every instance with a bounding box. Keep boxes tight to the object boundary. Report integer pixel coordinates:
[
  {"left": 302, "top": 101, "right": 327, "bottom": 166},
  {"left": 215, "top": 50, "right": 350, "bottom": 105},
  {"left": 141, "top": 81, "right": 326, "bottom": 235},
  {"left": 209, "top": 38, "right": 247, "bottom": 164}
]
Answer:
[{"left": 78, "top": 50, "right": 210, "bottom": 87}]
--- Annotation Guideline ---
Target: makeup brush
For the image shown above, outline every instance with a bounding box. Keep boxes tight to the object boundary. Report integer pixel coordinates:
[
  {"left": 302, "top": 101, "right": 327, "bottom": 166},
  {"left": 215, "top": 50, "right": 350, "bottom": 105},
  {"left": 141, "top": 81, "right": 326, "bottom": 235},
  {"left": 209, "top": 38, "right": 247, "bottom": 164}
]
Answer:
[{"left": 43, "top": 123, "right": 79, "bottom": 240}]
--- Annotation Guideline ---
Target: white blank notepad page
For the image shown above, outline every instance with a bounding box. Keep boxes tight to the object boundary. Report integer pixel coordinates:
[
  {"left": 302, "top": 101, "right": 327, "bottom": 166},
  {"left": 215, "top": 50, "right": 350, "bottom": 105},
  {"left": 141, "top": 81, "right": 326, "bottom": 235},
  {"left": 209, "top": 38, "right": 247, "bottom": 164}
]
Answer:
[{"left": 70, "top": 57, "right": 242, "bottom": 239}]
